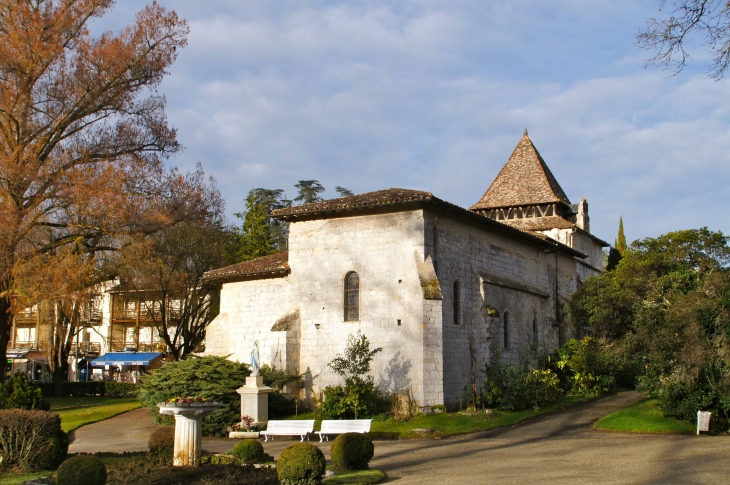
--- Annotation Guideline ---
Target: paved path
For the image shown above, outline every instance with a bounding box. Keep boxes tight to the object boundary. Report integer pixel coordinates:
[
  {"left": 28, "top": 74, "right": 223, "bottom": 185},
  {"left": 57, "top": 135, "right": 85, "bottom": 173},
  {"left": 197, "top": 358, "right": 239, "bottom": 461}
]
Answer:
[{"left": 70, "top": 392, "right": 730, "bottom": 484}]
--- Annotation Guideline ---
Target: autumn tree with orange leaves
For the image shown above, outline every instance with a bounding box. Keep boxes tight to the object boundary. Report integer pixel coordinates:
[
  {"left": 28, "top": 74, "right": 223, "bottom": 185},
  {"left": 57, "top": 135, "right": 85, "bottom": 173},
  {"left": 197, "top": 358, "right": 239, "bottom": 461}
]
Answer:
[{"left": 0, "top": 0, "right": 190, "bottom": 381}]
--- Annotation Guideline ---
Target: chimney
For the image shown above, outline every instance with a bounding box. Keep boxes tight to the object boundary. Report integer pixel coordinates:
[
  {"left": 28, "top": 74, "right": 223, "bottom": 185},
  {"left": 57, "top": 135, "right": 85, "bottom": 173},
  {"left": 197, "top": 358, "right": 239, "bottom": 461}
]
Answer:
[{"left": 576, "top": 197, "right": 589, "bottom": 231}]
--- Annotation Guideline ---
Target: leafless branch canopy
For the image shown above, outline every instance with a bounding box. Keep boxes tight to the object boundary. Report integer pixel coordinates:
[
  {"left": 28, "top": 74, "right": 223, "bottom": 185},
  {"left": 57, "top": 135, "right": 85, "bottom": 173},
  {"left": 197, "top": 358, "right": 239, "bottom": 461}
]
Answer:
[{"left": 638, "top": 0, "right": 730, "bottom": 79}]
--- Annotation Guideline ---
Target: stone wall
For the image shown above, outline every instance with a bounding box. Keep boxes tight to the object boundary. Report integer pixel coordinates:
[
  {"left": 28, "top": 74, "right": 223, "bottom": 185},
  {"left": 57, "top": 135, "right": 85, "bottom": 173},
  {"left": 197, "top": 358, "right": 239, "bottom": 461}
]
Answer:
[
  {"left": 425, "top": 211, "right": 576, "bottom": 409},
  {"left": 288, "top": 211, "right": 428, "bottom": 407},
  {"left": 204, "top": 276, "right": 294, "bottom": 372}
]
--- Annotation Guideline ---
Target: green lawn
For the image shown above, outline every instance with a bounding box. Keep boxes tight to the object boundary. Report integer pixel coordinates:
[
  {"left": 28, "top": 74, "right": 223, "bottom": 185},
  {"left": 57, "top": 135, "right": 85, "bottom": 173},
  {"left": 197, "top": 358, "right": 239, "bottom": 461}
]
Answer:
[
  {"left": 289, "top": 394, "right": 594, "bottom": 439},
  {"left": 594, "top": 398, "right": 695, "bottom": 434},
  {"left": 0, "top": 470, "right": 50, "bottom": 485},
  {"left": 49, "top": 396, "right": 141, "bottom": 433}
]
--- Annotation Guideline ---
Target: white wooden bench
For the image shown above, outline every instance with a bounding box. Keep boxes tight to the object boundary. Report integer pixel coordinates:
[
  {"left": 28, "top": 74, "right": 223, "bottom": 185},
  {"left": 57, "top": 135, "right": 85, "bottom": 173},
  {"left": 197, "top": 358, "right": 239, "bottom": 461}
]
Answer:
[
  {"left": 261, "top": 420, "right": 315, "bottom": 442},
  {"left": 316, "top": 419, "right": 372, "bottom": 442}
]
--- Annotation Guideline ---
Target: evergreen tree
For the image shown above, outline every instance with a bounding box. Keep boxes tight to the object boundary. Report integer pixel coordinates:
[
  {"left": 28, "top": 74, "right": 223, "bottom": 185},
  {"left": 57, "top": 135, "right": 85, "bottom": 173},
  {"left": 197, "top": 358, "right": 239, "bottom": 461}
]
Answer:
[
  {"left": 606, "top": 247, "right": 622, "bottom": 271},
  {"left": 252, "top": 188, "right": 291, "bottom": 251},
  {"left": 335, "top": 186, "right": 354, "bottom": 197},
  {"left": 235, "top": 191, "right": 277, "bottom": 261},
  {"left": 294, "top": 180, "right": 325, "bottom": 204},
  {"left": 615, "top": 216, "right": 627, "bottom": 255}
]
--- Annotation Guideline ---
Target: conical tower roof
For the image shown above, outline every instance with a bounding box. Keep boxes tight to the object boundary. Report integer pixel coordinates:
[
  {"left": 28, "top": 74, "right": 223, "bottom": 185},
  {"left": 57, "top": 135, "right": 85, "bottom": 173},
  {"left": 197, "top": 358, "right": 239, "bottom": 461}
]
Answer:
[{"left": 470, "top": 130, "right": 571, "bottom": 211}]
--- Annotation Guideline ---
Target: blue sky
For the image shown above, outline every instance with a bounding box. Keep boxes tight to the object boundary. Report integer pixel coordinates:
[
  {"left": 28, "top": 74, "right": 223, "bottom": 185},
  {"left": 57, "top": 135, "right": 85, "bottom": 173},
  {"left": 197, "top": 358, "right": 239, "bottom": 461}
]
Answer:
[{"left": 101, "top": 1, "right": 729, "bottom": 245}]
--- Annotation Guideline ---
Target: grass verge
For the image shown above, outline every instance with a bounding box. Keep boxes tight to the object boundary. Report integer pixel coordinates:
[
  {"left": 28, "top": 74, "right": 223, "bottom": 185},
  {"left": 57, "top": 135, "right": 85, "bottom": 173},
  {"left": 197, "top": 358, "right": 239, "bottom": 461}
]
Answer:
[
  {"left": 594, "top": 398, "right": 695, "bottom": 434},
  {"left": 289, "top": 394, "right": 595, "bottom": 439},
  {"left": 0, "top": 470, "right": 51, "bottom": 485},
  {"left": 323, "top": 469, "right": 385, "bottom": 484},
  {"left": 54, "top": 398, "right": 141, "bottom": 433}
]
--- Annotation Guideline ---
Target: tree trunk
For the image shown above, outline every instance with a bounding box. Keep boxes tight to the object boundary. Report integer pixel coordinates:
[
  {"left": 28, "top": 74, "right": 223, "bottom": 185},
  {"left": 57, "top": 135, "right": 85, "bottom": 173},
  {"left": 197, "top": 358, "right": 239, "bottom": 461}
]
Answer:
[
  {"left": 52, "top": 364, "right": 66, "bottom": 397},
  {"left": 0, "top": 294, "right": 12, "bottom": 383}
]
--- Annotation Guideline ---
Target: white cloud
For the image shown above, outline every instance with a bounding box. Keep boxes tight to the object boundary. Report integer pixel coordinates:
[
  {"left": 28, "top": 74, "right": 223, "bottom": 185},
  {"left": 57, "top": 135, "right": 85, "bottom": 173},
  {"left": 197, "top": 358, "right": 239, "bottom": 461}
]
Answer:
[{"left": 100, "top": 0, "right": 729, "bottom": 243}]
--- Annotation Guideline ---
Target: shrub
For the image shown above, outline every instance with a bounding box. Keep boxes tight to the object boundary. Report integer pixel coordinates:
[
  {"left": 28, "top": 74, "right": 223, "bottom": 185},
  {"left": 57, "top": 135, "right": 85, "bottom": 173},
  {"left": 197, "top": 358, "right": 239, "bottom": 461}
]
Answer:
[
  {"left": 658, "top": 377, "right": 730, "bottom": 433},
  {"left": 269, "top": 391, "right": 297, "bottom": 418},
  {"left": 138, "top": 356, "right": 250, "bottom": 437},
  {"left": 483, "top": 355, "right": 563, "bottom": 411},
  {"left": 318, "top": 377, "right": 388, "bottom": 419},
  {"left": 103, "top": 382, "right": 137, "bottom": 398},
  {"left": 0, "top": 409, "right": 68, "bottom": 471},
  {"left": 148, "top": 426, "right": 175, "bottom": 466},
  {"left": 0, "top": 373, "right": 50, "bottom": 410},
  {"left": 56, "top": 455, "right": 107, "bottom": 485},
  {"left": 232, "top": 439, "right": 264, "bottom": 464},
  {"left": 330, "top": 433, "right": 374, "bottom": 471},
  {"left": 277, "top": 442, "right": 326, "bottom": 485}
]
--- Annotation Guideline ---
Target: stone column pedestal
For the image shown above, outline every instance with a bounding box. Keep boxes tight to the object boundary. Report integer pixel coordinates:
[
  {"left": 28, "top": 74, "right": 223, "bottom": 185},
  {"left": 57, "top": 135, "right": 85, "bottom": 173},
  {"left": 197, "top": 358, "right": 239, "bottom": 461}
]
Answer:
[
  {"left": 157, "top": 402, "right": 220, "bottom": 467},
  {"left": 237, "top": 375, "right": 272, "bottom": 426}
]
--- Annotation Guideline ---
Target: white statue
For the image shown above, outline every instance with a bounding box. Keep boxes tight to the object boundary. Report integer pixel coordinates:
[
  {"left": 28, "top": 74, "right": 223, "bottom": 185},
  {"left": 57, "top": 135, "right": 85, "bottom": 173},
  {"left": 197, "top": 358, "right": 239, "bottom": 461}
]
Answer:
[{"left": 250, "top": 341, "right": 260, "bottom": 377}]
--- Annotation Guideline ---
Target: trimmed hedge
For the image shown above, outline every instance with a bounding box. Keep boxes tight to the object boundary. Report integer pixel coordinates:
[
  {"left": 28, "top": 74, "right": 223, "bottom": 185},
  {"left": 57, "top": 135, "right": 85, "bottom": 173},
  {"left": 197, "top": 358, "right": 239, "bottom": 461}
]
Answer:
[
  {"left": 0, "top": 409, "right": 68, "bottom": 471},
  {"left": 330, "top": 433, "right": 374, "bottom": 471},
  {"left": 37, "top": 381, "right": 137, "bottom": 398},
  {"left": 277, "top": 442, "right": 326, "bottom": 485},
  {"left": 56, "top": 455, "right": 107, "bottom": 485}
]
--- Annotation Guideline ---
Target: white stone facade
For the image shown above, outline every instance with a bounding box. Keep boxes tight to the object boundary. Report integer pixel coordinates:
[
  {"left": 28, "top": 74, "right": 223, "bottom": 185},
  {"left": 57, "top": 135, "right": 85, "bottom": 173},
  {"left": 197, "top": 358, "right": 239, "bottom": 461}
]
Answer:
[{"left": 204, "top": 205, "right": 597, "bottom": 410}]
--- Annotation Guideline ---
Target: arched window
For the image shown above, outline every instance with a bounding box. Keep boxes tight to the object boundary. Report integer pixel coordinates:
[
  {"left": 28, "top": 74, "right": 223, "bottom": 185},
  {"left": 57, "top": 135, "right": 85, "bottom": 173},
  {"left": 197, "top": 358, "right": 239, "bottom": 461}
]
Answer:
[
  {"left": 344, "top": 272, "right": 360, "bottom": 321},
  {"left": 503, "top": 311, "right": 510, "bottom": 349},
  {"left": 532, "top": 316, "right": 539, "bottom": 344},
  {"left": 453, "top": 281, "right": 461, "bottom": 325}
]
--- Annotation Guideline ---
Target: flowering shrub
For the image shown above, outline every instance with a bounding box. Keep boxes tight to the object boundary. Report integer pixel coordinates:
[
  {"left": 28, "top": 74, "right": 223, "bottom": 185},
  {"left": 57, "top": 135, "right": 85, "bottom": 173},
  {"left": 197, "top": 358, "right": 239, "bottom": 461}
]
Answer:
[{"left": 227, "top": 415, "right": 259, "bottom": 432}]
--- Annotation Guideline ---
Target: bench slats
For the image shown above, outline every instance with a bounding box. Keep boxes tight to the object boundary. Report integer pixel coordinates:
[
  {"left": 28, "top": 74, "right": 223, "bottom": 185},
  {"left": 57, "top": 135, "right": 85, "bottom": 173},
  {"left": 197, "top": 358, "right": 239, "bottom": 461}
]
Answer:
[
  {"left": 316, "top": 419, "right": 371, "bottom": 442},
  {"left": 261, "top": 420, "right": 315, "bottom": 442}
]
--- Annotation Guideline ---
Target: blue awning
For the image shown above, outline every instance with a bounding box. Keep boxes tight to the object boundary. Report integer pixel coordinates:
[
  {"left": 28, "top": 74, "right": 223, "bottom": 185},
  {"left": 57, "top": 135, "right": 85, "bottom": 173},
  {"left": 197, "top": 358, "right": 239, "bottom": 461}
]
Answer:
[{"left": 91, "top": 352, "right": 162, "bottom": 367}]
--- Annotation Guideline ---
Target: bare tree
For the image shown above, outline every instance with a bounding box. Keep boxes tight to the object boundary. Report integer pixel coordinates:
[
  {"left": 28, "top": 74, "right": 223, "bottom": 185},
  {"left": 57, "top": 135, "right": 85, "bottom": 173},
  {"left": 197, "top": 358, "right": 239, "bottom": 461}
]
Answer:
[
  {"left": 638, "top": 0, "right": 730, "bottom": 78},
  {"left": 117, "top": 167, "right": 233, "bottom": 360},
  {"left": 0, "top": 1, "right": 188, "bottom": 380}
]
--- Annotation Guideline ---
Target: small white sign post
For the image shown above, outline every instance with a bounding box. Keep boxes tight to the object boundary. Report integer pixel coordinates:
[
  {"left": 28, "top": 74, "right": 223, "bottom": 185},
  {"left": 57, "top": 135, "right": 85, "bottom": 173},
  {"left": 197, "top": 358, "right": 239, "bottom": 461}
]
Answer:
[{"left": 697, "top": 411, "right": 711, "bottom": 435}]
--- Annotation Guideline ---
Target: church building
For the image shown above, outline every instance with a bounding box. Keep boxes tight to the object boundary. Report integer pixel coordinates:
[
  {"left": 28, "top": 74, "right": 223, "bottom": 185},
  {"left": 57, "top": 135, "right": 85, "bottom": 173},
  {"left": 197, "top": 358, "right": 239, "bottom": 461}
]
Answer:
[{"left": 202, "top": 131, "right": 607, "bottom": 410}]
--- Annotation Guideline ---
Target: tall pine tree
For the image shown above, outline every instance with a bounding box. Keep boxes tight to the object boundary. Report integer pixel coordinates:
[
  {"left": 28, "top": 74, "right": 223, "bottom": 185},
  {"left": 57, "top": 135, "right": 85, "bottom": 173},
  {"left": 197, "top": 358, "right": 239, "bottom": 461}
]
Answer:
[
  {"left": 607, "top": 216, "right": 627, "bottom": 271},
  {"left": 615, "top": 216, "right": 627, "bottom": 255}
]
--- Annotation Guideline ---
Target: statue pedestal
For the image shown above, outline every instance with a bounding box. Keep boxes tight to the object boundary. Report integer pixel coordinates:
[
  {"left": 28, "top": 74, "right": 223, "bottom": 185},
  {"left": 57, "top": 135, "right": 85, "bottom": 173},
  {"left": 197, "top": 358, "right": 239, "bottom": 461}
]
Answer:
[
  {"left": 237, "top": 375, "right": 272, "bottom": 426},
  {"left": 157, "top": 402, "right": 219, "bottom": 467}
]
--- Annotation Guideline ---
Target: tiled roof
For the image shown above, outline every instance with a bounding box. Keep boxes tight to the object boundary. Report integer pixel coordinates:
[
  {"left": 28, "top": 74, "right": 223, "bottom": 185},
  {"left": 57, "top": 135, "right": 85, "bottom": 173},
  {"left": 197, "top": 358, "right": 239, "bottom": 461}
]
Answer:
[
  {"left": 202, "top": 251, "right": 289, "bottom": 281},
  {"left": 269, "top": 188, "right": 586, "bottom": 258},
  {"left": 470, "top": 133, "right": 571, "bottom": 210},
  {"left": 500, "top": 216, "right": 576, "bottom": 231},
  {"left": 271, "top": 188, "right": 434, "bottom": 218}
]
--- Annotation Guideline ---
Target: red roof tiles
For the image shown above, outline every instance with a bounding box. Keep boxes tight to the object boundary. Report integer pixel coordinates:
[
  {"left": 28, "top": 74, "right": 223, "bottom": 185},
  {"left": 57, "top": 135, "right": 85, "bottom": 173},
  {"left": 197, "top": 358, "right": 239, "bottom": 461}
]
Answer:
[
  {"left": 271, "top": 188, "right": 433, "bottom": 218},
  {"left": 202, "top": 251, "right": 289, "bottom": 281}
]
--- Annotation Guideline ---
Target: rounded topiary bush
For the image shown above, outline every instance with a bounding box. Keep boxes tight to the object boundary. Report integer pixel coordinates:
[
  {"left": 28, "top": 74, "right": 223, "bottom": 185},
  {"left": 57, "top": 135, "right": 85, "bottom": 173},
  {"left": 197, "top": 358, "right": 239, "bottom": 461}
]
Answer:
[
  {"left": 330, "top": 432, "right": 374, "bottom": 471},
  {"left": 232, "top": 439, "right": 264, "bottom": 464},
  {"left": 148, "top": 426, "right": 175, "bottom": 466},
  {"left": 277, "top": 442, "right": 326, "bottom": 485},
  {"left": 56, "top": 455, "right": 107, "bottom": 485}
]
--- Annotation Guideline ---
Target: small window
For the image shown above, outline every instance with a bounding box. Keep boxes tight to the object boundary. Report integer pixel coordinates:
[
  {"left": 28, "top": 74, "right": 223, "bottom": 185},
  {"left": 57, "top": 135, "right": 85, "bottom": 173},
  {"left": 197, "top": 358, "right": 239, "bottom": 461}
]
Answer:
[
  {"left": 344, "top": 272, "right": 360, "bottom": 321},
  {"left": 532, "top": 317, "right": 538, "bottom": 344},
  {"left": 503, "top": 311, "right": 510, "bottom": 349},
  {"left": 453, "top": 281, "right": 461, "bottom": 325}
]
